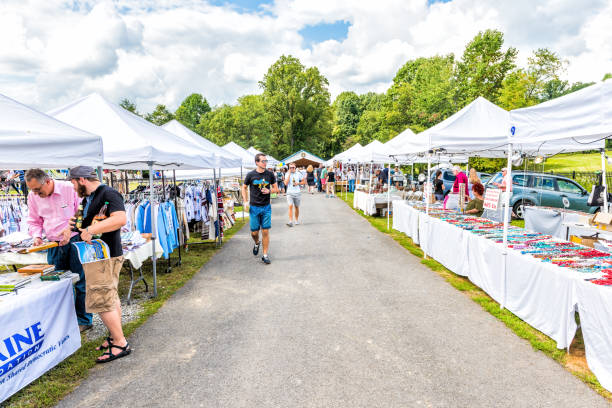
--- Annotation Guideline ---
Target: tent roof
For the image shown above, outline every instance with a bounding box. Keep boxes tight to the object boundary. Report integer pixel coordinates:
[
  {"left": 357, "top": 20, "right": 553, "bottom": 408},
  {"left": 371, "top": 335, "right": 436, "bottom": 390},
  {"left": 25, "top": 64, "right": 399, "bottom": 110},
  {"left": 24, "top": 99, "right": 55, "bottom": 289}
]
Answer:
[
  {"left": 355, "top": 140, "right": 393, "bottom": 163},
  {"left": 247, "top": 147, "right": 279, "bottom": 166},
  {"left": 331, "top": 143, "right": 363, "bottom": 163},
  {"left": 162, "top": 120, "right": 242, "bottom": 168},
  {"left": 385, "top": 127, "right": 417, "bottom": 153},
  {"left": 282, "top": 149, "right": 325, "bottom": 165},
  {"left": 222, "top": 142, "right": 256, "bottom": 168},
  {"left": 0, "top": 93, "right": 104, "bottom": 170},
  {"left": 175, "top": 167, "right": 245, "bottom": 181},
  {"left": 414, "top": 97, "right": 509, "bottom": 157},
  {"left": 48, "top": 93, "right": 216, "bottom": 170},
  {"left": 509, "top": 80, "right": 610, "bottom": 154}
]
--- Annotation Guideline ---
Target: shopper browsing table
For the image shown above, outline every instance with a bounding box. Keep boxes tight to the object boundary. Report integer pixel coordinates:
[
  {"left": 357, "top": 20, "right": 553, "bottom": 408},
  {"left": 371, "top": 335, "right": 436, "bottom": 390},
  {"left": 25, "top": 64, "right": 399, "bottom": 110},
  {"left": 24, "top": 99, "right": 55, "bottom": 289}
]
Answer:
[
  {"left": 67, "top": 166, "right": 130, "bottom": 363},
  {"left": 284, "top": 164, "right": 306, "bottom": 227},
  {"left": 465, "top": 182, "right": 485, "bottom": 217},
  {"left": 26, "top": 168, "right": 93, "bottom": 332},
  {"left": 325, "top": 167, "right": 336, "bottom": 197},
  {"left": 242, "top": 154, "right": 279, "bottom": 264}
]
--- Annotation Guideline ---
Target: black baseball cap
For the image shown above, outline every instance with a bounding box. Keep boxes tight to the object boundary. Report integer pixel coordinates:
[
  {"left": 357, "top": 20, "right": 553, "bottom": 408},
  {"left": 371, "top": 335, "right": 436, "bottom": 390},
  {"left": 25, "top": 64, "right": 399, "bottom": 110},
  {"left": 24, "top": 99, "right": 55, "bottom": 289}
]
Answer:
[{"left": 67, "top": 166, "right": 98, "bottom": 180}]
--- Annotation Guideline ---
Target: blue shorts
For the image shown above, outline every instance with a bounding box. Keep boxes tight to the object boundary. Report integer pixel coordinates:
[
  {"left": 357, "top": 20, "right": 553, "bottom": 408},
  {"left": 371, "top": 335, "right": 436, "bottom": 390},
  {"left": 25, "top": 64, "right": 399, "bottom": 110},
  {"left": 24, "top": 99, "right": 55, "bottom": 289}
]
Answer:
[{"left": 249, "top": 204, "right": 272, "bottom": 231}]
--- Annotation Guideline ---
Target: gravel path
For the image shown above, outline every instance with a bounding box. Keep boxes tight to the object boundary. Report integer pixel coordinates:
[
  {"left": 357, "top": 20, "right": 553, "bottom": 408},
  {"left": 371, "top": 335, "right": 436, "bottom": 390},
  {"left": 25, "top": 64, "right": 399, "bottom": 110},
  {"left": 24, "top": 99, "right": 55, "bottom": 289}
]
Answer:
[{"left": 57, "top": 193, "right": 608, "bottom": 407}]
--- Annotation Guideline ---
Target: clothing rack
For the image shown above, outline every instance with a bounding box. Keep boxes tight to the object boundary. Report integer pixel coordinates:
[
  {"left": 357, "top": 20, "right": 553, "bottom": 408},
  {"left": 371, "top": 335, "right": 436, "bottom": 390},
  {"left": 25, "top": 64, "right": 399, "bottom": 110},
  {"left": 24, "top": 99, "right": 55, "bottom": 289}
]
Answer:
[{"left": 177, "top": 177, "right": 224, "bottom": 250}]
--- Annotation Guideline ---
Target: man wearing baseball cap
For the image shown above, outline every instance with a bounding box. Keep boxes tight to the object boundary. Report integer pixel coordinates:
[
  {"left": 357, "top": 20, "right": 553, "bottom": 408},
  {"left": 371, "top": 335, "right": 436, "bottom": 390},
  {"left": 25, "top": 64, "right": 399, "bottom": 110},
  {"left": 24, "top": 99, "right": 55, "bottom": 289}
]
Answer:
[{"left": 67, "top": 166, "right": 131, "bottom": 363}]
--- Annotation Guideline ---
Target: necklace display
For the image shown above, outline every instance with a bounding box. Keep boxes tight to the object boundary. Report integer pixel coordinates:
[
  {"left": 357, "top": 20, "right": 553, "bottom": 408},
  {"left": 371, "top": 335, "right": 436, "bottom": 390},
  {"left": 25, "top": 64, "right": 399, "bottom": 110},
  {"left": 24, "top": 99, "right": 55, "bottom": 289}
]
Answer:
[{"left": 407, "top": 201, "right": 612, "bottom": 285}]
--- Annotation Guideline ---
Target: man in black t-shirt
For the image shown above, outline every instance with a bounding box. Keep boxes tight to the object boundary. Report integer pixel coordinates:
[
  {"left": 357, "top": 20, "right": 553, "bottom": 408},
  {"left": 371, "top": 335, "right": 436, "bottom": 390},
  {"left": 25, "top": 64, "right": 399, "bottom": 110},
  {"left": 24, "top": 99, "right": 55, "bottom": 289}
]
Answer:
[
  {"left": 67, "top": 166, "right": 131, "bottom": 363},
  {"left": 242, "top": 154, "right": 278, "bottom": 264}
]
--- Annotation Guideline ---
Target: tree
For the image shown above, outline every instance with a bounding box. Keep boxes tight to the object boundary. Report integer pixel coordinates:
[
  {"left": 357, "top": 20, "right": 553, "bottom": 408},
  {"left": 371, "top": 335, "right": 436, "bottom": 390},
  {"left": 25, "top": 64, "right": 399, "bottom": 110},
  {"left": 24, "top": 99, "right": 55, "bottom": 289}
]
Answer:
[
  {"left": 498, "top": 70, "right": 536, "bottom": 110},
  {"left": 259, "top": 55, "right": 332, "bottom": 158},
  {"left": 603, "top": 73, "right": 612, "bottom": 81},
  {"left": 145, "top": 104, "right": 174, "bottom": 126},
  {"left": 329, "top": 92, "right": 363, "bottom": 156},
  {"left": 388, "top": 55, "right": 456, "bottom": 132},
  {"left": 454, "top": 29, "right": 517, "bottom": 106},
  {"left": 175, "top": 93, "right": 211, "bottom": 132},
  {"left": 525, "top": 48, "right": 567, "bottom": 101},
  {"left": 119, "top": 98, "right": 139, "bottom": 116}
]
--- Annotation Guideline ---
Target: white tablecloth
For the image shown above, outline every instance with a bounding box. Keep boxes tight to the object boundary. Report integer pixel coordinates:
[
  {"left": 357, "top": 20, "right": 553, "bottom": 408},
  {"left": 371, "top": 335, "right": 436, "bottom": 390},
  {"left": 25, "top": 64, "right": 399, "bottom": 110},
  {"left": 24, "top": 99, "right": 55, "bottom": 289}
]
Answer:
[
  {"left": 391, "top": 201, "right": 421, "bottom": 244},
  {"left": 0, "top": 278, "right": 81, "bottom": 403},
  {"left": 523, "top": 207, "right": 605, "bottom": 239},
  {"left": 123, "top": 240, "right": 164, "bottom": 270},
  {"left": 353, "top": 191, "right": 401, "bottom": 216},
  {"left": 393, "top": 203, "right": 612, "bottom": 391}
]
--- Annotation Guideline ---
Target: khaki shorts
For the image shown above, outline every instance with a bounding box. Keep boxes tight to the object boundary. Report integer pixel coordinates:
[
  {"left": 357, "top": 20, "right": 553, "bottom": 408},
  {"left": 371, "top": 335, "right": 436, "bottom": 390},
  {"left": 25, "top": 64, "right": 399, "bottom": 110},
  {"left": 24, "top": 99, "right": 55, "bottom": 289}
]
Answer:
[
  {"left": 287, "top": 193, "right": 301, "bottom": 207},
  {"left": 82, "top": 256, "right": 124, "bottom": 313}
]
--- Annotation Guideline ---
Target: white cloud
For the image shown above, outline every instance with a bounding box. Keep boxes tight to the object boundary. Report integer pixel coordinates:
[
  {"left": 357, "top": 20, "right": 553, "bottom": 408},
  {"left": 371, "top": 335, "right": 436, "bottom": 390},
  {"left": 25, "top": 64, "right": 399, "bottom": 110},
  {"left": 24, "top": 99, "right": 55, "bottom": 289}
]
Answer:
[{"left": 0, "top": 0, "right": 611, "bottom": 114}]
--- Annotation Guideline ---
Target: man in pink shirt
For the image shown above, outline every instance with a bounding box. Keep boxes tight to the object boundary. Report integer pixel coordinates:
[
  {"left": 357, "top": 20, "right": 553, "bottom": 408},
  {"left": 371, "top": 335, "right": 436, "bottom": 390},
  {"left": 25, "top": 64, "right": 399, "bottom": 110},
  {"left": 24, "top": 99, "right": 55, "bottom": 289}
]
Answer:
[{"left": 26, "top": 168, "right": 92, "bottom": 331}]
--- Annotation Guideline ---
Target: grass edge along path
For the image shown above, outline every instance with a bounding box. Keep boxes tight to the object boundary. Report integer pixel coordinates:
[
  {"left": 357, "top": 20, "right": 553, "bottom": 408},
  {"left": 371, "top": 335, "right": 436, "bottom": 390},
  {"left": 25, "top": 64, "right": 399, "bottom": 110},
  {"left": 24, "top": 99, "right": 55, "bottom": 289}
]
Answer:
[
  {"left": 3, "top": 219, "right": 247, "bottom": 408},
  {"left": 338, "top": 192, "right": 612, "bottom": 402}
]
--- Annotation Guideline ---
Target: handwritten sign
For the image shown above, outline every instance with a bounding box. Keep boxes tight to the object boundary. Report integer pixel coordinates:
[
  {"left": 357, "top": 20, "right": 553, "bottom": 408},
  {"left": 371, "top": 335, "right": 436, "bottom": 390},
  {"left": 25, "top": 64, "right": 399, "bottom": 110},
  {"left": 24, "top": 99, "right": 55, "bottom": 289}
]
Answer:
[{"left": 483, "top": 188, "right": 501, "bottom": 210}]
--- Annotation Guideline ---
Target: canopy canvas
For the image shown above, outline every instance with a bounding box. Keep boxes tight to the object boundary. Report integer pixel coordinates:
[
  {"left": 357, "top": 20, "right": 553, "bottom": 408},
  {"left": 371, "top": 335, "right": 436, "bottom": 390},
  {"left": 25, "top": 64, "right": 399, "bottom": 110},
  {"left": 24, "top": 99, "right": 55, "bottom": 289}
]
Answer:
[
  {"left": 355, "top": 140, "right": 393, "bottom": 163},
  {"left": 0, "top": 93, "right": 103, "bottom": 170},
  {"left": 48, "top": 93, "right": 216, "bottom": 170},
  {"left": 282, "top": 150, "right": 325, "bottom": 168},
  {"left": 329, "top": 143, "right": 364, "bottom": 164},
  {"left": 223, "top": 142, "right": 256, "bottom": 168},
  {"left": 510, "top": 80, "right": 611, "bottom": 154},
  {"left": 385, "top": 127, "right": 417, "bottom": 153},
  {"left": 162, "top": 120, "right": 242, "bottom": 168},
  {"left": 247, "top": 147, "right": 279, "bottom": 167},
  {"left": 175, "top": 167, "right": 244, "bottom": 180}
]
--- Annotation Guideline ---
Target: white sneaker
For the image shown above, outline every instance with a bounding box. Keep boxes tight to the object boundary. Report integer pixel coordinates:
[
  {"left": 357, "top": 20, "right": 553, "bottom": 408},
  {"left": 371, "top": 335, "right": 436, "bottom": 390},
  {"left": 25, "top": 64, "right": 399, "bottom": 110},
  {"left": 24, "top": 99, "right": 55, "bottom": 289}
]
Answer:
[
  {"left": 286, "top": 221, "right": 294, "bottom": 227},
  {"left": 294, "top": 220, "right": 300, "bottom": 225}
]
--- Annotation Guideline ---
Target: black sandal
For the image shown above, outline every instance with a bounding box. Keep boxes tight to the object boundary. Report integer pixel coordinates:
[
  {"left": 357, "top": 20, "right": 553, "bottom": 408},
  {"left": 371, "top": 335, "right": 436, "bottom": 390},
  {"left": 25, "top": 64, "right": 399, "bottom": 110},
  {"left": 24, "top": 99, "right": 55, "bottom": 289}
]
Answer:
[
  {"left": 96, "top": 337, "right": 113, "bottom": 351},
  {"left": 96, "top": 342, "right": 131, "bottom": 364}
]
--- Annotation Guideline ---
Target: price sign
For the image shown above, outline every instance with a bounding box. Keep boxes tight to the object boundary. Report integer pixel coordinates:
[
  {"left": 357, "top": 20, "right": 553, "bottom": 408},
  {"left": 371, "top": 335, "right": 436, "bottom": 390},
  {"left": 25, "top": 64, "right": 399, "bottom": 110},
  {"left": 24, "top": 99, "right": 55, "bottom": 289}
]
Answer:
[{"left": 483, "top": 188, "right": 501, "bottom": 210}]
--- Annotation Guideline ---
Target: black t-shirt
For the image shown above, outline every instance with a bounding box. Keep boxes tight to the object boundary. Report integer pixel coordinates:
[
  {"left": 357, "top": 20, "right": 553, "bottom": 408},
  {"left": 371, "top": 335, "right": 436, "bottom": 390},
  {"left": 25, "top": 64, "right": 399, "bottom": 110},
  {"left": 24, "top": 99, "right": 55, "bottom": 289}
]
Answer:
[
  {"left": 327, "top": 171, "right": 335, "bottom": 182},
  {"left": 244, "top": 169, "right": 276, "bottom": 207},
  {"left": 434, "top": 179, "right": 444, "bottom": 194},
  {"left": 81, "top": 184, "right": 125, "bottom": 258}
]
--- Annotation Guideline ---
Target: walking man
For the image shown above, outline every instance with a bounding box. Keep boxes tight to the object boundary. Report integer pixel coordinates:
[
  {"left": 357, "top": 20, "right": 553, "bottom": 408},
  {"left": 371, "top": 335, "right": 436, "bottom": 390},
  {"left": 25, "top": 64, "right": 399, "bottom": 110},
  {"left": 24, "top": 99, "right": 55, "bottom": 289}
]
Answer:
[
  {"left": 284, "top": 163, "right": 306, "bottom": 227},
  {"left": 316, "top": 164, "right": 323, "bottom": 193},
  {"left": 242, "top": 153, "right": 279, "bottom": 264}
]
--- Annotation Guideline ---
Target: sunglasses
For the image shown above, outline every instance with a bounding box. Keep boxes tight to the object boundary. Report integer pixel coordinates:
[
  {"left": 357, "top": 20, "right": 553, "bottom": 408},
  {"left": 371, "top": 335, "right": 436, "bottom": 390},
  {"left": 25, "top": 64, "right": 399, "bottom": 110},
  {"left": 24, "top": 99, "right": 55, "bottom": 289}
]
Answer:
[{"left": 259, "top": 159, "right": 268, "bottom": 163}]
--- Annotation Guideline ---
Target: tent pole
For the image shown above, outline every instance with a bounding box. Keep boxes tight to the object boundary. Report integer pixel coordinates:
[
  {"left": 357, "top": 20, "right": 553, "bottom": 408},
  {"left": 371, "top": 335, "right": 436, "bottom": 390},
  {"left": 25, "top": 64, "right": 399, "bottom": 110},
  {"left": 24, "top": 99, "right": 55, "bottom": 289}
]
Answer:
[
  {"left": 241, "top": 166, "right": 244, "bottom": 221},
  {"left": 173, "top": 170, "right": 181, "bottom": 266},
  {"left": 97, "top": 166, "right": 103, "bottom": 183},
  {"left": 387, "top": 161, "right": 391, "bottom": 230},
  {"left": 501, "top": 143, "right": 513, "bottom": 309},
  {"left": 219, "top": 168, "right": 223, "bottom": 245},
  {"left": 149, "top": 162, "right": 158, "bottom": 297},
  {"left": 424, "top": 151, "right": 431, "bottom": 259},
  {"left": 601, "top": 149, "right": 608, "bottom": 213}
]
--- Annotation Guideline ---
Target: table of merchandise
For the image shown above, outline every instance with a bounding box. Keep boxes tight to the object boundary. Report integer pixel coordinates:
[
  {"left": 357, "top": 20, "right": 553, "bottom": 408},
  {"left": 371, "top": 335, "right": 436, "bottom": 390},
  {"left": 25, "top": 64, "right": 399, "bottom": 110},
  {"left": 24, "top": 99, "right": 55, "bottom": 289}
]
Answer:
[
  {"left": 392, "top": 200, "right": 612, "bottom": 393},
  {"left": 523, "top": 206, "right": 612, "bottom": 240},
  {"left": 0, "top": 275, "right": 81, "bottom": 403},
  {"left": 353, "top": 190, "right": 402, "bottom": 216}
]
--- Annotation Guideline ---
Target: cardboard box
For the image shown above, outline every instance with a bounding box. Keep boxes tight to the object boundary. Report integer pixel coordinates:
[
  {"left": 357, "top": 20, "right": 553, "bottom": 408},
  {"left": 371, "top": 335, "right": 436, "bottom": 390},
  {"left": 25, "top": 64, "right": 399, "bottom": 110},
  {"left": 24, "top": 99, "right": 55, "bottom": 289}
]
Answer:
[{"left": 570, "top": 235, "right": 598, "bottom": 248}]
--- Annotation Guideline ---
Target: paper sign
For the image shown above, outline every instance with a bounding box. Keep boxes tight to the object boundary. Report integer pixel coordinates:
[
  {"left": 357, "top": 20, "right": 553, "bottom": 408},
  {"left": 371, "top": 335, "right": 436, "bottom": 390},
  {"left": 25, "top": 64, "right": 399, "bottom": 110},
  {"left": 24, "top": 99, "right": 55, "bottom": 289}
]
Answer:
[{"left": 483, "top": 188, "right": 501, "bottom": 210}]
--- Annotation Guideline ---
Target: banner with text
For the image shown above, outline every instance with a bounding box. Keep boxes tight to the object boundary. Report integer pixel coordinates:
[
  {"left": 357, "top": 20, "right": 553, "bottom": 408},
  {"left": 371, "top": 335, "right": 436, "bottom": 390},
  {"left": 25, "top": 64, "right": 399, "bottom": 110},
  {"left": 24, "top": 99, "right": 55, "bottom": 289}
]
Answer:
[{"left": 0, "top": 279, "right": 80, "bottom": 403}]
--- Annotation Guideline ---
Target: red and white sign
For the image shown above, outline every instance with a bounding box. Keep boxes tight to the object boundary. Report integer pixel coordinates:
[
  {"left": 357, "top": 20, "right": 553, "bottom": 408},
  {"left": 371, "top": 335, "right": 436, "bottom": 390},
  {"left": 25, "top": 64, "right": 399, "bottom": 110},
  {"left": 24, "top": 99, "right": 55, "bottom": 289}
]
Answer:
[{"left": 483, "top": 188, "right": 501, "bottom": 210}]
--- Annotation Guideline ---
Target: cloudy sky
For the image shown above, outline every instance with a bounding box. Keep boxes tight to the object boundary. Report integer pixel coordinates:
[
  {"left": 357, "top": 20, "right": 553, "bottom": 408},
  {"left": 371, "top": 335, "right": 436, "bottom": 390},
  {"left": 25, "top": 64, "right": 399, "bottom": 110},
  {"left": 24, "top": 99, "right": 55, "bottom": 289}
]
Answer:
[{"left": 1, "top": 0, "right": 611, "bottom": 113}]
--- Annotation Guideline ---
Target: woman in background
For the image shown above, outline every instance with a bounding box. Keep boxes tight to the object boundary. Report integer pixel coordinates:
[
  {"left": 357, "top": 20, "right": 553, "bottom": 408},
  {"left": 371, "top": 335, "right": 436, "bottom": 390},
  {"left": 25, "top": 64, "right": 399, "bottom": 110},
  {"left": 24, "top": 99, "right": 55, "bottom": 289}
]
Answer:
[{"left": 306, "top": 165, "right": 316, "bottom": 194}]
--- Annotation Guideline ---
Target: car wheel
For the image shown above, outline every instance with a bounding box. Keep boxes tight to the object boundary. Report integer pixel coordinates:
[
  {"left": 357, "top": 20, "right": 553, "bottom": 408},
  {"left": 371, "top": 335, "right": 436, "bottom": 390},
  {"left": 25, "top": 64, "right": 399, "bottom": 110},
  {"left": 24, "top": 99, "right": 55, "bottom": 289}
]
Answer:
[{"left": 512, "top": 200, "right": 531, "bottom": 220}]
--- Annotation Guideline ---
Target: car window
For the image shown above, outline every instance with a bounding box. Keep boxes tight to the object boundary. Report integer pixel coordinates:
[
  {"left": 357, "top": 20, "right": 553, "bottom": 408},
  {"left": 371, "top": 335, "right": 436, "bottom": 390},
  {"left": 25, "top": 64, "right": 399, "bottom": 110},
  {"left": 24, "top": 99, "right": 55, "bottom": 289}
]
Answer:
[
  {"left": 557, "top": 179, "right": 583, "bottom": 194},
  {"left": 488, "top": 173, "right": 503, "bottom": 186},
  {"left": 512, "top": 174, "right": 529, "bottom": 187},
  {"left": 443, "top": 172, "right": 456, "bottom": 181},
  {"left": 533, "top": 176, "right": 555, "bottom": 191}
]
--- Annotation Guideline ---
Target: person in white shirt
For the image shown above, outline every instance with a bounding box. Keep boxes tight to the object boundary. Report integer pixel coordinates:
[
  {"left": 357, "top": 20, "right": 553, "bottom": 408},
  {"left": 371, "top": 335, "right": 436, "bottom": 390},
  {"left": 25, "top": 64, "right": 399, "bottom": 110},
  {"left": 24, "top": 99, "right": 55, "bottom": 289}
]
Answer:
[
  {"left": 348, "top": 169, "right": 356, "bottom": 192},
  {"left": 284, "top": 164, "right": 306, "bottom": 227}
]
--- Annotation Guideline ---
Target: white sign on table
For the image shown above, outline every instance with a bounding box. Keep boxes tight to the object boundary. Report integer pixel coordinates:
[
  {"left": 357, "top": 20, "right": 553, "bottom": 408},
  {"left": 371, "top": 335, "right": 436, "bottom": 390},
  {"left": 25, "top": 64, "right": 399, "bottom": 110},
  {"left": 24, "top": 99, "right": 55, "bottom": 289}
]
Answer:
[
  {"left": 0, "top": 279, "right": 80, "bottom": 403},
  {"left": 483, "top": 188, "right": 501, "bottom": 210}
]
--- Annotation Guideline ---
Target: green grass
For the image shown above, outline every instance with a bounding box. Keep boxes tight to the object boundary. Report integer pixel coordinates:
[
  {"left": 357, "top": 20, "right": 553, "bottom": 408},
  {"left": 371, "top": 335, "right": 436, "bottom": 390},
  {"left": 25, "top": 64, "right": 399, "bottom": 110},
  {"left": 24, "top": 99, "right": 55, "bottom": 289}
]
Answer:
[
  {"left": 540, "top": 151, "right": 610, "bottom": 172},
  {"left": 340, "top": 192, "right": 612, "bottom": 401},
  {"left": 3, "top": 219, "right": 246, "bottom": 408}
]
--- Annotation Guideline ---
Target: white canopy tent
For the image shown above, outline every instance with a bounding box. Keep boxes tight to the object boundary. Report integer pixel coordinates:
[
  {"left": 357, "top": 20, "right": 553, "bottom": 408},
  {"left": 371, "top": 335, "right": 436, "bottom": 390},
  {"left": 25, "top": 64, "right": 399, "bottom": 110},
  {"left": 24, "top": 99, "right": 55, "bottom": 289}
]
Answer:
[
  {"left": 0, "top": 93, "right": 103, "bottom": 169},
  {"left": 385, "top": 126, "right": 417, "bottom": 152},
  {"left": 223, "top": 142, "right": 256, "bottom": 169},
  {"left": 174, "top": 167, "right": 244, "bottom": 181},
  {"left": 326, "top": 143, "right": 364, "bottom": 165},
  {"left": 49, "top": 93, "right": 218, "bottom": 297},
  {"left": 247, "top": 146, "right": 279, "bottom": 167},
  {"left": 162, "top": 120, "right": 242, "bottom": 169},
  {"left": 49, "top": 93, "right": 216, "bottom": 170}
]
